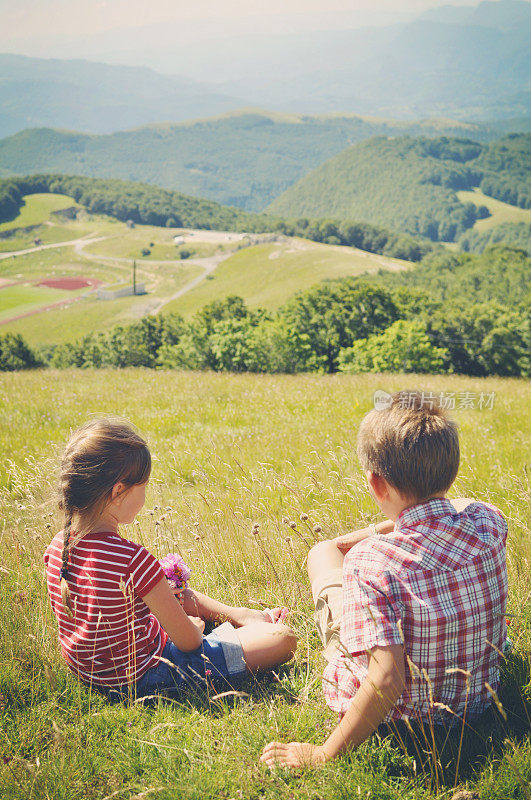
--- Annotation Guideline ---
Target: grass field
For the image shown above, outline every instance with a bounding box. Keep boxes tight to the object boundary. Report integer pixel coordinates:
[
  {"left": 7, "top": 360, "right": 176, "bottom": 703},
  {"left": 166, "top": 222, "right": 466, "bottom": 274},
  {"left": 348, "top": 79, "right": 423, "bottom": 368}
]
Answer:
[
  {"left": 0, "top": 370, "right": 529, "bottom": 800},
  {"left": 457, "top": 189, "right": 531, "bottom": 233},
  {"left": 85, "top": 231, "right": 228, "bottom": 261},
  {"left": 0, "top": 254, "right": 202, "bottom": 345},
  {"left": 0, "top": 284, "right": 72, "bottom": 322},
  {"left": 164, "top": 240, "right": 409, "bottom": 318},
  {"left": 0, "top": 194, "right": 79, "bottom": 234},
  {"left": 0, "top": 196, "right": 413, "bottom": 345}
]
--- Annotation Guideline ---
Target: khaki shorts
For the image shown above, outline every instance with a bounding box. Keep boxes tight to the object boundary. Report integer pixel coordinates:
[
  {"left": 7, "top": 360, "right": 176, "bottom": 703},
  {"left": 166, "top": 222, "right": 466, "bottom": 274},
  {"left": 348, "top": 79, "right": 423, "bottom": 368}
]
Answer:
[{"left": 311, "top": 566, "right": 343, "bottom": 662}]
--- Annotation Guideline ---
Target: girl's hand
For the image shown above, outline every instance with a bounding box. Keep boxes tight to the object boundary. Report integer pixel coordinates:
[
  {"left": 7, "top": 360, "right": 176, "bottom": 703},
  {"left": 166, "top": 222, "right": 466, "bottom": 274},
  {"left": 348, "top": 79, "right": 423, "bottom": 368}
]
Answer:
[
  {"left": 260, "top": 741, "right": 327, "bottom": 769},
  {"left": 173, "top": 588, "right": 185, "bottom": 607},
  {"left": 189, "top": 616, "right": 205, "bottom": 633}
]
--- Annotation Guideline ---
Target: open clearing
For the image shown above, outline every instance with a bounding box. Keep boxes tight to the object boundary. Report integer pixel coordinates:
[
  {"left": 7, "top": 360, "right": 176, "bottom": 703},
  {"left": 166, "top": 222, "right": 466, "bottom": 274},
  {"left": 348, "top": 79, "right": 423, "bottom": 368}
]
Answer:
[
  {"left": 0, "top": 370, "right": 529, "bottom": 800},
  {"left": 457, "top": 188, "right": 531, "bottom": 233},
  {"left": 0, "top": 195, "right": 412, "bottom": 344},
  {"left": 0, "top": 193, "right": 78, "bottom": 234},
  {"left": 163, "top": 239, "right": 409, "bottom": 318}
]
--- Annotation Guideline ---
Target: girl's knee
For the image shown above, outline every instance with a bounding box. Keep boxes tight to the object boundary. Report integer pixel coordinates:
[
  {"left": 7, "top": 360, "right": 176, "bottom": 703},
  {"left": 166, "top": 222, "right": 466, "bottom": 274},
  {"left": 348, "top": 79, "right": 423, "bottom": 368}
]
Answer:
[{"left": 276, "top": 623, "right": 298, "bottom": 659}]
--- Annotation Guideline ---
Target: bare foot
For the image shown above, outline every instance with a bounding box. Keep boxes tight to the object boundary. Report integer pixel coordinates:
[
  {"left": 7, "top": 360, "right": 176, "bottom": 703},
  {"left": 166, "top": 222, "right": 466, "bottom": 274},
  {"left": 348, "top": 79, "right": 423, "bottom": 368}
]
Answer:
[{"left": 232, "top": 607, "right": 288, "bottom": 627}]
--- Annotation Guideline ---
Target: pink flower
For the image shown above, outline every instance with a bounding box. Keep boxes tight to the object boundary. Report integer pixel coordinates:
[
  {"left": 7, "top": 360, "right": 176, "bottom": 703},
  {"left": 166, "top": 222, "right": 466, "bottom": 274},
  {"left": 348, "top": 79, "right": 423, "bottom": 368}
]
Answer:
[{"left": 159, "top": 553, "right": 192, "bottom": 591}]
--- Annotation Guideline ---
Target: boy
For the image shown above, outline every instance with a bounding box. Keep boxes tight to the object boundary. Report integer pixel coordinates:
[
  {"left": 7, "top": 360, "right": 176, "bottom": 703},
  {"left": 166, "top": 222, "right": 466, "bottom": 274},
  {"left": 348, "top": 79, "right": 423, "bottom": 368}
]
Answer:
[{"left": 261, "top": 391, "right": 508, "bottom": 768}]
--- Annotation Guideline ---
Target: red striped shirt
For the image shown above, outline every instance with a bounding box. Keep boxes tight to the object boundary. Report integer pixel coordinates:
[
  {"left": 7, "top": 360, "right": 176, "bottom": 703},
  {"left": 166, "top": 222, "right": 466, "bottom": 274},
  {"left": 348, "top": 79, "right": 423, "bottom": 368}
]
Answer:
[{"left": 44, "top": 530, "right": 168, "bottom": 686}]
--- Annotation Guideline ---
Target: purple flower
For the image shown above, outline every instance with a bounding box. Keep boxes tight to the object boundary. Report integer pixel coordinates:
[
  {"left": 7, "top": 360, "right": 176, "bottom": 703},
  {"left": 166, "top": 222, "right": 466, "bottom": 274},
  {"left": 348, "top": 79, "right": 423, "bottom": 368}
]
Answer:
[{"left": 159, "top": 553, "right": 192, "bottom": 590}]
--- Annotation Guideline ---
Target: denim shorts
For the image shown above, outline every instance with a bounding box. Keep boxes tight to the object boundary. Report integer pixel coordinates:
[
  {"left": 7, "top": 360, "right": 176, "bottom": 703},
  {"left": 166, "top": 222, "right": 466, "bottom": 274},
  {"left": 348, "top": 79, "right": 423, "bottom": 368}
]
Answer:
[{"left": 105, "top": 622, "right": 247, "bottom": 702}]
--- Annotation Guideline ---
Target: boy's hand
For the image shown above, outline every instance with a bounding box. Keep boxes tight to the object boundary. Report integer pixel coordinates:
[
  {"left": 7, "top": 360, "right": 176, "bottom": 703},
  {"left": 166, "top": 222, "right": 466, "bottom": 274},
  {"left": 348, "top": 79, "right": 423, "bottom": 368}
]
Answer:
[
  {"left": 260, "top": 741, "right": 327, "bottom": 769},
  {"left": 334, "top": 527, "right": 375, "bottom": 552},
  {"left": 189, "top": 615, "right": 205, "bottom": 633},
  {"left": 335, "top": 519, "right": 394, "bottom": 552}
]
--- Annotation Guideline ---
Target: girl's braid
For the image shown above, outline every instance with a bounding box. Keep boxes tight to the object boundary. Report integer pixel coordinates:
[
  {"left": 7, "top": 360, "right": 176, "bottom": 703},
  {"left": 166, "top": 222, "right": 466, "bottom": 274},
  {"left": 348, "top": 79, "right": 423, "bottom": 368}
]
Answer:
[{"left": 60, "top": 493, "right": 75, "bottom": 618}]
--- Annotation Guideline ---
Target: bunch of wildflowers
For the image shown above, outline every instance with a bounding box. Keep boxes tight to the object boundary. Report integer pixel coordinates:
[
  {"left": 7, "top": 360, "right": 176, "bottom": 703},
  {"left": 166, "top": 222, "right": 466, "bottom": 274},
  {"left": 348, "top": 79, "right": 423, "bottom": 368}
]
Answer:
[{"left": 159, "top": 553, "right": 192, "bottom": 591}]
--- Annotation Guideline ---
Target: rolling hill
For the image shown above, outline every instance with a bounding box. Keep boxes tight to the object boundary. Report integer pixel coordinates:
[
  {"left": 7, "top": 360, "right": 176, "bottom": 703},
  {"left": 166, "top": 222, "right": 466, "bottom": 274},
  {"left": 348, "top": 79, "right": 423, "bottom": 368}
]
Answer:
[
  {"left": 6, "top": 0, "right": 527, "bottom": 123},
  {"left": 0, "top": 111, "right": 504, "bottom": 212},
  {"left": 0, "top": 190, "right": 414, "bottom": 346},
  {"left": 268, "top": 134, "right": 531, "bottom": 241},
  {"left": 0, "top": 54, "right": 244, "bottom": 139}
]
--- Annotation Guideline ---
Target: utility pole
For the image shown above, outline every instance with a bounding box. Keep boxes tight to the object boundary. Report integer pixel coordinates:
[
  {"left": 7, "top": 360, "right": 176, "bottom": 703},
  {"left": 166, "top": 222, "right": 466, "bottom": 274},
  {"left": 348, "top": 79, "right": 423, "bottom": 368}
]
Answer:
[{"left": 133, "top": 260, "right": 136, "bottom": 295}]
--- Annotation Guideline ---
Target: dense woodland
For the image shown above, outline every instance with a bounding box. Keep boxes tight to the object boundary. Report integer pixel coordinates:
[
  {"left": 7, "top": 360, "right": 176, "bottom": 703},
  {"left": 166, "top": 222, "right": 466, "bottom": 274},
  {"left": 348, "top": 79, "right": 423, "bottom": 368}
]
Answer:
[
  {"left": 2, "top": 246, "right": 528, "bottom": 378},
  {"left": 270, "top": 134, "right": 530, "bottom": 241},
  {"left": 0, "top": 113, "right": 506, "bottom": 211},
  {"left": 0, "top": 174, "right": 434, "bottom": 261}
]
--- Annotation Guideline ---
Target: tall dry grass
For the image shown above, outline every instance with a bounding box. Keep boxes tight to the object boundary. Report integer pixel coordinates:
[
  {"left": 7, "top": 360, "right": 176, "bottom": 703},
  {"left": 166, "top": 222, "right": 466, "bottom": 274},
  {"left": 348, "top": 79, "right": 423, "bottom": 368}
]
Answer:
[{"left": 0, "top": 369, "right": 529, "bottom": 799}]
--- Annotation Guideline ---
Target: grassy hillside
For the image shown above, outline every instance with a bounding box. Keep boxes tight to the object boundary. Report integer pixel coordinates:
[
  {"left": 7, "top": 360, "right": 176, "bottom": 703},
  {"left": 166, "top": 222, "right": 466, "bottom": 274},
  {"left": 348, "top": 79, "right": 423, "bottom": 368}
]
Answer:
[
  {"left": 0, "top": 193, "right": 78, "bottom": 233},
  {"left": 0, "top": 112, "right": 506, "bottom": 212},
  {"left": 456, "top": 187, "right": 531, "bottom": 253},
  {"left": 0, "top": 195, "right": 412, "bottom": 345},
  {"left": 163, "top": 240, "right": 409, "bottom": 318},
  {"left": 1, "top": 369, "right": 529, "bottom": 799},
  {"left": 268, "top": 135, "right": 531, "bottom": 242},
  {"left": 456, "top": 188, "right": 531, "bottom": 232}
]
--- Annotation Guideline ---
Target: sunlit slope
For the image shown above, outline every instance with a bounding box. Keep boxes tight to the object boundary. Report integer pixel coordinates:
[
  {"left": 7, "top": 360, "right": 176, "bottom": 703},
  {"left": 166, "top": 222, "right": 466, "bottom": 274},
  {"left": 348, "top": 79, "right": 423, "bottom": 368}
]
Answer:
[
  {"left": 163, "top": 239, "right": 410, "bottom": 318},
  {"left": 456, "top": 188, "right": 531, "bottom": 232},
  {"left": 269, "top": 135, "right": 530, "bottom": 242}
]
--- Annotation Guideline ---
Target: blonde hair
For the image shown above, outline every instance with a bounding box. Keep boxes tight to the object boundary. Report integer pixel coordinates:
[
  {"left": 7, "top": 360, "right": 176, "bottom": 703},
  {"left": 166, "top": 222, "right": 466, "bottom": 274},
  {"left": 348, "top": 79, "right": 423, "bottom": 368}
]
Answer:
[
  {"left": 357, "top": 391, "right": 459, "bottom": 502},
  {"left": 58, "top": 418, "right": 151, "bottom": 617}
]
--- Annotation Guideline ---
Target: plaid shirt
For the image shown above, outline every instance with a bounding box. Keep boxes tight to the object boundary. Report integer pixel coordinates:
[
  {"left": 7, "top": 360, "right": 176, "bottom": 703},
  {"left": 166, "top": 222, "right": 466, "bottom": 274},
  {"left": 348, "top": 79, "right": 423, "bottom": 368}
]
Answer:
[{"left": 323, "top": 499, "right": 508, "bottom": 724}]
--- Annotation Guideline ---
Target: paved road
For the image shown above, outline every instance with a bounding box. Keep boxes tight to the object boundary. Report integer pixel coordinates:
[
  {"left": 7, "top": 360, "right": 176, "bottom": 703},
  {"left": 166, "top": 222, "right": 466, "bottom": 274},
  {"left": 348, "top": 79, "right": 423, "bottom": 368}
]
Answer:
[{"left": 0, "top": 234, "right": 109, "bottom": 261}]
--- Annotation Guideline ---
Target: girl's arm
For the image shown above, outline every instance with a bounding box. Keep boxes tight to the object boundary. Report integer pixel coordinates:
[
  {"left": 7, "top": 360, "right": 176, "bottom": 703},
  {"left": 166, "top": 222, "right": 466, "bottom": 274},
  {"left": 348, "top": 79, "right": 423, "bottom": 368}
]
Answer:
[
  {"left": 143, "top": 577, "right": 203, "bottom": 652},
  {"left": 261, "top": 643, "right": 406, "bottom": 768}
]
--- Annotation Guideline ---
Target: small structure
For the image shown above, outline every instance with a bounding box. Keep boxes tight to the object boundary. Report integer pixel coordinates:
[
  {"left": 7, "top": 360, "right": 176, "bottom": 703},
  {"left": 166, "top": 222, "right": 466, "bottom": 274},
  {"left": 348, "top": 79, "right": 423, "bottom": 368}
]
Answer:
[
  {"left": 126, "top": 220, "right": 136, "bottom": 229},
  {"left": 97, "top": 283, "right": 146, "bottom": 300}
]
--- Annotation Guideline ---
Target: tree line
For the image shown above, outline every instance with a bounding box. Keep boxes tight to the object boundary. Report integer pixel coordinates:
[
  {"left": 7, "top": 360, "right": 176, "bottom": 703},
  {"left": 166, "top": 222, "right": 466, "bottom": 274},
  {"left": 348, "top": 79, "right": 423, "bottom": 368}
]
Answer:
[
  {"left": 0, "top": 174, "right": 434, "bottom": 262},
  {"left": 3, "top": 246, "right": 528, "bottom": 378}
]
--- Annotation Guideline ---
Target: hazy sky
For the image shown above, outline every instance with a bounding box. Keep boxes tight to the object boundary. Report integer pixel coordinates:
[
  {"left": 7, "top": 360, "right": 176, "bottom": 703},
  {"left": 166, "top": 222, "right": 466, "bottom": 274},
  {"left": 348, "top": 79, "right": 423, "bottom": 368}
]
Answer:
[{"left": 2, "top": 0, "right": 479, "bottom": 42}]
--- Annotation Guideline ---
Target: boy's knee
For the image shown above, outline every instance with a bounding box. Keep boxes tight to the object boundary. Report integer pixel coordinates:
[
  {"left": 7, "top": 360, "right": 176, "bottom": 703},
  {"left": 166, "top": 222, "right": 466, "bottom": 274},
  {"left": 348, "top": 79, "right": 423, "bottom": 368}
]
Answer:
[{"left": 307, "top": 539, "right": 337, "bottom": 577}]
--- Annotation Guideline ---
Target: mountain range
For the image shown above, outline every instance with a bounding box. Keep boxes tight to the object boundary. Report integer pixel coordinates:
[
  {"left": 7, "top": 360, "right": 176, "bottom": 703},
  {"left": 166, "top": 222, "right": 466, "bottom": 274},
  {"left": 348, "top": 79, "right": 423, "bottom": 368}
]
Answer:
[
  {"left": 0, "top": 0, "right": 529, "bottom": 137},
  {"left": 0, "top": 112, "right": 527, "bottom": 212}
]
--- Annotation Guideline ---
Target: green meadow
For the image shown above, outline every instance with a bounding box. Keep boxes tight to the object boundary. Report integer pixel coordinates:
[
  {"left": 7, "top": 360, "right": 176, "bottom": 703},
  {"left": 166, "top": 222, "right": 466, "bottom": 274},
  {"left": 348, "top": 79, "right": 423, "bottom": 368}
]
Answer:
[
  {"left": 0, "top": 194, "right": 78, "bottom": 234},
  {"left": 163, "top": 240, "right": 409, "bottom": 318},
  {"left": 0, "top": 370, "right": 529, "bottom": 800},
  {"left": 456, "top": 189, "right": 531, "bottom": 232},
  {"left": 0, "top": 195, "right": 412, "bottom": 345}
]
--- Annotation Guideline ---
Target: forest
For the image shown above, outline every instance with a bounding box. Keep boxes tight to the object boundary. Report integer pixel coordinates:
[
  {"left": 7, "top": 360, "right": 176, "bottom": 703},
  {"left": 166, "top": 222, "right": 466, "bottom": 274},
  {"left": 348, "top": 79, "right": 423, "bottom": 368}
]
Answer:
[
  {"left": 0, "top": 174, "right": 434, "bottom": 261},
  {"left": 269, "top": 134, "right": 530, "bottom": 241},
  {"left": 2, "top": 246, "right": 528, "bottom": 378}
]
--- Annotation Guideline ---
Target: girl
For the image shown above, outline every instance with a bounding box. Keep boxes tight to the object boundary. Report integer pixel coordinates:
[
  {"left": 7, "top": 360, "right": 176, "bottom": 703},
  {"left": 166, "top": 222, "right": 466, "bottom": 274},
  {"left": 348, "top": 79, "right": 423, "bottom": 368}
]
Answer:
[{"left": 44, "top": 418, "right": 297, "bottom": 700}]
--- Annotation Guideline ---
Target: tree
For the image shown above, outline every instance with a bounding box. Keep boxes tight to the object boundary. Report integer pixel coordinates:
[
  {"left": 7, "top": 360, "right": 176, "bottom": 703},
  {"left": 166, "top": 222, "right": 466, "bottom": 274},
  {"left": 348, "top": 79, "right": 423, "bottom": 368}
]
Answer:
[
  {"left": 281, "top": 279, "right": 399, "bottom": 372},
  {"left": 0, "top": 333, "right": 39, "bottom": 370},
  {"left": 338, "top": 320, "right": 449, "bottom": 374}
]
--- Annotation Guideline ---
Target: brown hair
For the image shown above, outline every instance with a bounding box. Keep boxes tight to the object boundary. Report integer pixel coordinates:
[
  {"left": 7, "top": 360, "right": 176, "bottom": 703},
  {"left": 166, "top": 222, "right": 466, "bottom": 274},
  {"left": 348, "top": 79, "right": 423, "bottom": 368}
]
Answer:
[
  {"left": 357, "top": 391, "right": 459, "bottom": 502},
  {"left": 58, "top": 418, "right": 151, "bottom": 617}
]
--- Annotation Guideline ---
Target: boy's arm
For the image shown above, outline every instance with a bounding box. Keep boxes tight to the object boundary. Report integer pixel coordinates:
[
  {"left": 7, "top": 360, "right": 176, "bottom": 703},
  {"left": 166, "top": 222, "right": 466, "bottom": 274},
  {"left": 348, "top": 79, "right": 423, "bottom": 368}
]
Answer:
[
  {"left": 260, "top": 643, "right": 406, "bottom": 769},
  {"left": 334, "top": 519, "right": 394, "bottom": 553},
  {"left": 334, "top": 498, "right": 477, "bottom": 554}
]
